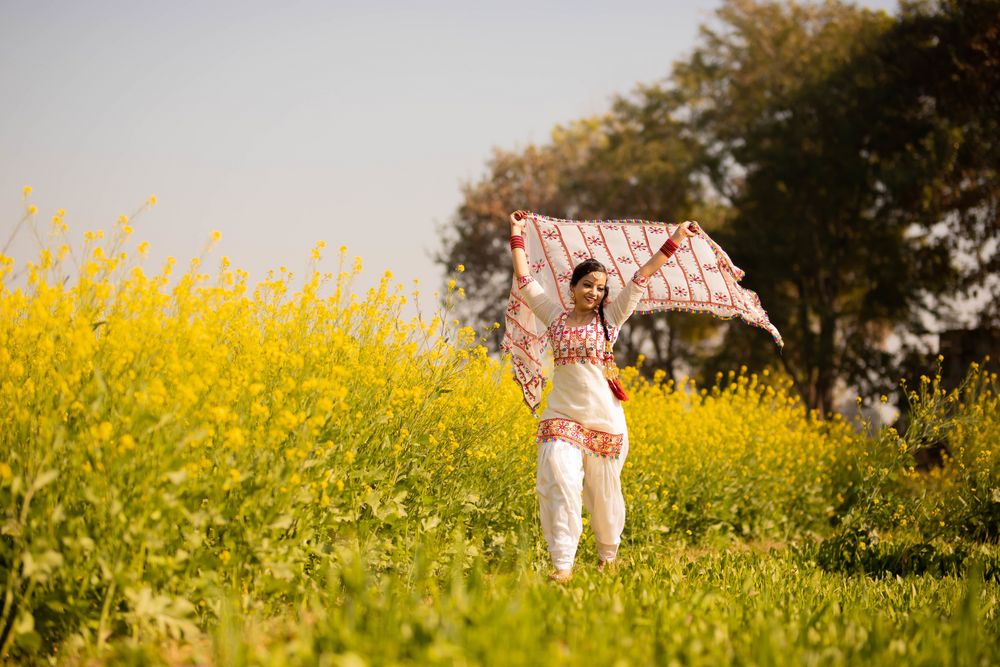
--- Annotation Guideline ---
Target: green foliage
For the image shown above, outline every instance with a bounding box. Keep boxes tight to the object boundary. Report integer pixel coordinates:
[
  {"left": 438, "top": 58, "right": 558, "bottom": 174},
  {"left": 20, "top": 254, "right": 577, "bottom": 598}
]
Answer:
[
  {"left": 815, "top": 526, "right": 1000, "bottom": 579},
  {"left": 2, "top": 196, "right": 998, "bottom": 662},
  {"left": 817, "top": 357, "right": 1000, "bottom": 578},
  {"left": 439, "top": 0, "right": 1000, "bottom": 411},
  {"left": 225, "top": 547, "right": 1000, "bottom": 666},
  {"left": 2, "top": 238, "right": 998, "bottom": 664},
  {"left": 695, "top": 0, "right": 999, "bottom": 413}
]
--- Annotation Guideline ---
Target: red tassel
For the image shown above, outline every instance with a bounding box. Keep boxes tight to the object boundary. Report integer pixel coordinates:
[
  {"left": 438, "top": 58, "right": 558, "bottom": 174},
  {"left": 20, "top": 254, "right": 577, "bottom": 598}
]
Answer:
[
  {"left": 603, "top": 340, "right": 628, "bottom": 401},
  {"left": 608, "top": 377, "right": 629, "bottom": 401}
]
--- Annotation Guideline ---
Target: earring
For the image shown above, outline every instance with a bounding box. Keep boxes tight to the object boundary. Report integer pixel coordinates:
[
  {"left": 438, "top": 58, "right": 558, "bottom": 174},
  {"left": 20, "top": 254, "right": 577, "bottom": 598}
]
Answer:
[{"left": 570, "top": 293, "right": 576, "bottom": 305}]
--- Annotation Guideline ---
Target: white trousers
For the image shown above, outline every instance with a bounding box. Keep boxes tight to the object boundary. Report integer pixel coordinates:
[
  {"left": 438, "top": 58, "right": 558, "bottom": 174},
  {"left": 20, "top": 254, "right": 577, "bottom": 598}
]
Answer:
[{"left": 535, "top": 434, "right": 629, "bottom": 571}]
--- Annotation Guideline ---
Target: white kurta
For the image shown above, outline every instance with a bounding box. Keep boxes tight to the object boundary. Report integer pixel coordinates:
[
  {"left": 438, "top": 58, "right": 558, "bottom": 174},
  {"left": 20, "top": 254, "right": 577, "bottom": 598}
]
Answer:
[{"left": 515, "top": 271, "right": 650, "bottom": 569}]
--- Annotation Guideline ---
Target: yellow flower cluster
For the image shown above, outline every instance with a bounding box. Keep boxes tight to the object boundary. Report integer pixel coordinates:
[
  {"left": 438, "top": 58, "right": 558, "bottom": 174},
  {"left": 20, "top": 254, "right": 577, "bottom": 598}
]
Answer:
[
  {"left": 620, "top": 364, "right": 862, "bottom": 538},
  {"left": 0, "top": 202, "right": 542, "bottom": 655},
  {"left": 891, "top": 359, "right": 999, "bottom": 538}
]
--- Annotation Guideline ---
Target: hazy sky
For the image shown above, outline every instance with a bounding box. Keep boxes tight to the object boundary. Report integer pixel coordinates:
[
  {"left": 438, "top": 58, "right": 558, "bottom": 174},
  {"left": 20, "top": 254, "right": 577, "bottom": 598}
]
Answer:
[{"left": 1, "top": 0, "right": 898, "bottom": 296}]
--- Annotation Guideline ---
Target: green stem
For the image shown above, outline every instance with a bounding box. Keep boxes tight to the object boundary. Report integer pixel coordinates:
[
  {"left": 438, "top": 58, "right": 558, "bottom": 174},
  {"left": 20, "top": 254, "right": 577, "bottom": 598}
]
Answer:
[{"left": 96, "top": 579, "right": 117, "bottom": 652}]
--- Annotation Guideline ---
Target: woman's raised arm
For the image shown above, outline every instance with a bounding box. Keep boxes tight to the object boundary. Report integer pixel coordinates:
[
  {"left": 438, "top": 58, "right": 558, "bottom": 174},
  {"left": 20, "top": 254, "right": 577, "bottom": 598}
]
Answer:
[
  {"left": 508, "top": 210, "right": 563, "bottom": 327},
  {"left": 510, "top": 210, "right": 531, "bottom": 279},
  {"left": 605, "top": 220, "right": 701, "bottom": 326},
  {"left": 637, "top": 220, "right": 700, "bottom": 278}
]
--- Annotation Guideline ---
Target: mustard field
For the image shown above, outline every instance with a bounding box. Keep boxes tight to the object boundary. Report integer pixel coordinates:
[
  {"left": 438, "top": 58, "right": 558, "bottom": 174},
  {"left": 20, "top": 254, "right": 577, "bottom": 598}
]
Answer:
[{"left": 2, "top": 198, "right": 999, "bottom": 665}]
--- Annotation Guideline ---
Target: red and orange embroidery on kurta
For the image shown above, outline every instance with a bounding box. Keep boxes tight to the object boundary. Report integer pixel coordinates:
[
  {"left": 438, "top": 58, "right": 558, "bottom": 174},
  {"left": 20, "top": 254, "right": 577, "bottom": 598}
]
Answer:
[{"left": 536, "top": 418, "right": 623, "bottom": 459}]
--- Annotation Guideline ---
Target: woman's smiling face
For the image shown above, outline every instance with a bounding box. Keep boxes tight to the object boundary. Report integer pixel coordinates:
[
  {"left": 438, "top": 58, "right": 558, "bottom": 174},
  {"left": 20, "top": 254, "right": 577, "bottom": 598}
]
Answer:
[{"left": 571, "top": 271, "right": 607, "bottom": 312}]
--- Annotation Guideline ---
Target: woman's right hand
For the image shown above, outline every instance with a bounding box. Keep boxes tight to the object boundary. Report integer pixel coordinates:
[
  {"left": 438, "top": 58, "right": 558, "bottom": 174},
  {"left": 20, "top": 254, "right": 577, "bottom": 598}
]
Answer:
[{"left": 510, "top": 210, "right": 528, "bottom": 236}]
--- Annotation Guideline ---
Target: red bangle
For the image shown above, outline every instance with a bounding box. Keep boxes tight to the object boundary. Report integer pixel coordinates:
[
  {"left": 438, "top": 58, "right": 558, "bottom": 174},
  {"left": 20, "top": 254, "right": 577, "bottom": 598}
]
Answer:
[
  {"left": 510, "top": 235, "right": 525, "bottom": 251},
  {"left": 659, "top": 238, "right": 679, "bottom": 258}
]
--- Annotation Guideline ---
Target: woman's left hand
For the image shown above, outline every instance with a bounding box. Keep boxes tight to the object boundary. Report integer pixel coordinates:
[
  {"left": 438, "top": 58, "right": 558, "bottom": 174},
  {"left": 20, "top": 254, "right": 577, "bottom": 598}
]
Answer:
[{"left": 670, "top": 220, "right": 700, "bottom": 244}]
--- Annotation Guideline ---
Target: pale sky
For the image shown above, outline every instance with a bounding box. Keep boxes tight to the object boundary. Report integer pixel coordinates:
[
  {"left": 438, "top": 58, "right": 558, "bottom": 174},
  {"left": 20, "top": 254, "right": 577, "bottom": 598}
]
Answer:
[{"left": 1, "top": 0, "right": 898, "bottom": 298}]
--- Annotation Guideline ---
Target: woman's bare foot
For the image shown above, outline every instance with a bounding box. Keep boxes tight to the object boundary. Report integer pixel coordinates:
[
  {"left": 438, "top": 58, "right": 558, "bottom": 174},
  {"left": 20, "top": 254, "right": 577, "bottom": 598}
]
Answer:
[
  {"left": 597, "top": 558, "right": 617, "bottom": 573},
  {"left": 548, "top": 569, "right": 573, "bottom": 583}
]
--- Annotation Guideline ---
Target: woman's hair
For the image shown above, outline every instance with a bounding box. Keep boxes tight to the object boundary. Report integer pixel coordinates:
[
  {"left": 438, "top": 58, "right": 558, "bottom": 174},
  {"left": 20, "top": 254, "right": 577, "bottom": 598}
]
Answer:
[{"left": 570, "top": 259, "right": 610, "bottom": 342}]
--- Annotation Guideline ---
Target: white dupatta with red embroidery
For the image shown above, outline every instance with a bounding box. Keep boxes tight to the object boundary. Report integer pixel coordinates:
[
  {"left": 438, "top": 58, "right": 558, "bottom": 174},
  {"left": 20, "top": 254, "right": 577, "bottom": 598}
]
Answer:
[{"left": 501, "top": 212, "right": 784, "bottom": 413}]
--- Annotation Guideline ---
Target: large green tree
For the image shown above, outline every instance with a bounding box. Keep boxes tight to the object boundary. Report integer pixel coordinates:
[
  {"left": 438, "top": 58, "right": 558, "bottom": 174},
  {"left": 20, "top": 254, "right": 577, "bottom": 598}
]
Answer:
[
  {"left": 880, "top": 0, "right": 1000, "bottom": 325},
  {"left": 439, "top": 0, "right": 1000, "bottom": 413},
  {"left": 676, "top": 0, "right": 999, "bottom": 412}
]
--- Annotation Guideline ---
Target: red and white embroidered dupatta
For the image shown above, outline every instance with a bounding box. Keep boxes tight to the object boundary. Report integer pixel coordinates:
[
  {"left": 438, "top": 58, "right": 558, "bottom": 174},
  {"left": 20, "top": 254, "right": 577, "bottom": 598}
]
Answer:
[{"left": 501, "top": 212, "right": 784, "bottom": 413}]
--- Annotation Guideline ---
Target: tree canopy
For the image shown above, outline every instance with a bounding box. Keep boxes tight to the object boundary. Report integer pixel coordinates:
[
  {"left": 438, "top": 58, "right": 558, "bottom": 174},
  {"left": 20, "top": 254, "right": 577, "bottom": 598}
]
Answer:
[{"left": 437, "top": 0, "right": 1000, "bottom": 413}]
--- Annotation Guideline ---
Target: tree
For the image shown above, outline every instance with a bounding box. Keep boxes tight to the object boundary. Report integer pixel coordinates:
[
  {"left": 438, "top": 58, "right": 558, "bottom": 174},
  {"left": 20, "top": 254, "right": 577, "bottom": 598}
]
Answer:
[
  {"left": 877, "top": 0, "right": 1000, "bottom": 327},
  {"left": 438, "top": 0, "right": 1000, "bottom": 414},
  {"left": 678, "top": 0, "right": 999, "bottom": 412}
]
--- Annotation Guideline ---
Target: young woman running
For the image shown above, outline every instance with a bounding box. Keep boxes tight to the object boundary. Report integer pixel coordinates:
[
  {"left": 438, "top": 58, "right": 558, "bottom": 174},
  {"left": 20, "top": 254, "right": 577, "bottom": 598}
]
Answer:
[{"left": 508, "top": 209, "right": 699, "bottom": 582}]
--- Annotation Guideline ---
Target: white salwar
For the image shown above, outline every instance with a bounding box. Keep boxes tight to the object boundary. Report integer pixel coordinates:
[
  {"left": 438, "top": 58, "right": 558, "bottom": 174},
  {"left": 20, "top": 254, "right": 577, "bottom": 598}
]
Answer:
[
  {"left": 536, "top": 434, "right": 630, "bottom": 570},
  {"left": 515, "top": 270, "right": 651, "bottom": 571}
]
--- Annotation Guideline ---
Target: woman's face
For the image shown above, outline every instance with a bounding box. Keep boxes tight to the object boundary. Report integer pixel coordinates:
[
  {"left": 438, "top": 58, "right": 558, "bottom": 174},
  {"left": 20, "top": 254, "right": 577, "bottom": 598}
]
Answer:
[{"left": 571, "top": 271, "right": 607, "bottom": 311}]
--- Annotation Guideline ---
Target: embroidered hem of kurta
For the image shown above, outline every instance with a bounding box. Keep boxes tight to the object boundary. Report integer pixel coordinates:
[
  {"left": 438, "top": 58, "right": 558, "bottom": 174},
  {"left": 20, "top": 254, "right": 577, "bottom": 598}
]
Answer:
[{"left": 537, "top": 418, "right": 623, "bottom": 459}]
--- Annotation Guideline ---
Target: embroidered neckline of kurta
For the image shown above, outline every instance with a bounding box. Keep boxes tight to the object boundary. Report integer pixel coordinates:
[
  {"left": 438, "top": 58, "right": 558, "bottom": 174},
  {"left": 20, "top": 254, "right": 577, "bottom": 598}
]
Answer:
[
  {"left": 548, "top": 311, "right": 615, "bottom": 368},
  {"left": 537, "top": 418, "right": 623, "bottom": 459}
]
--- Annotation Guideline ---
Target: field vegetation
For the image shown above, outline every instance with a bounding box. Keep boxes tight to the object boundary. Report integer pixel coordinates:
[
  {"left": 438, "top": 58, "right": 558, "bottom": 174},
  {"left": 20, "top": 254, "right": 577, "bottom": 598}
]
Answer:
[{"left": 2, "top": 199, "right": 998, "bottom": 665}]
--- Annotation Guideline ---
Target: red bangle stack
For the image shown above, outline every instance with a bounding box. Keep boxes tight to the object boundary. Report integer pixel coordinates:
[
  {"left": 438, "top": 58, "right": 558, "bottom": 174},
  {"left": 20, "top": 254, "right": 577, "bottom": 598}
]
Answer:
[
  {"left": 659, "top": 238, "right": 679, "bottom": 258},
  {"left": 510, "top": 235, "right": 525, "bottom": 251}
]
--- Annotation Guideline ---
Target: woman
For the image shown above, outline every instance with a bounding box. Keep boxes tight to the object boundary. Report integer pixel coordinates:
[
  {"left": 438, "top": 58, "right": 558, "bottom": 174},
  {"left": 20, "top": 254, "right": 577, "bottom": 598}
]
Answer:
[{"left": 508, "top": 209, "right": 699, "bottom": 582}]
